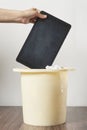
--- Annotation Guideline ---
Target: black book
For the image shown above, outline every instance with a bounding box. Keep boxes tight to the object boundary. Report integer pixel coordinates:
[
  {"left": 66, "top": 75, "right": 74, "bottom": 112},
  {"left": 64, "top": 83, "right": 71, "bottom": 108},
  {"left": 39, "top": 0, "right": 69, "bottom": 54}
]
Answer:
[{"left": 16, "top": 11, "right": 71, "bottom": 69}]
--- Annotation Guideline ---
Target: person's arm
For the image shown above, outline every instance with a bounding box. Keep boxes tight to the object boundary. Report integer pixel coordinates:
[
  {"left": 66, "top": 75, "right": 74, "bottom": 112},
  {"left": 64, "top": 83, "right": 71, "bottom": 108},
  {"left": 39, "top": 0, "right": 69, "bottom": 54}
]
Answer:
[{"left": 0, "top": 8, "right": 47, "bottom": 23}]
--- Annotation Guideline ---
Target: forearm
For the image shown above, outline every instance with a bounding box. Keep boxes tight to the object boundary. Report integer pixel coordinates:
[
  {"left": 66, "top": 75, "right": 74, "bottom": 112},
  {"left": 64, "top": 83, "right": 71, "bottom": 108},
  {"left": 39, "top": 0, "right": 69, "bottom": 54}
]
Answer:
[{"left": 0, "top": 8, "right": 22, "bottom": 23}]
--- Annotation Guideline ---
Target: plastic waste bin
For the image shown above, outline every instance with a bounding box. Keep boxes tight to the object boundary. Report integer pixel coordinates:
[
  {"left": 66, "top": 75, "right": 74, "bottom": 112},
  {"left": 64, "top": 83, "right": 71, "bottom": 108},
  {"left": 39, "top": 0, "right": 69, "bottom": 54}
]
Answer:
[{"left": 13, "top": 68, "right": 72, "bottom": 126}]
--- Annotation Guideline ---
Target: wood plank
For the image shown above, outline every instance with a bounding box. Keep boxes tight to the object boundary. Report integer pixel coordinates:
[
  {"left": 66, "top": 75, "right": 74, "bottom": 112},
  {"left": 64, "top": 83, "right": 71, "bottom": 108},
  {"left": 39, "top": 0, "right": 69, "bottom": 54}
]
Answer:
[{"left": 0, "top": 106, "right": 23, "bottom": 130}]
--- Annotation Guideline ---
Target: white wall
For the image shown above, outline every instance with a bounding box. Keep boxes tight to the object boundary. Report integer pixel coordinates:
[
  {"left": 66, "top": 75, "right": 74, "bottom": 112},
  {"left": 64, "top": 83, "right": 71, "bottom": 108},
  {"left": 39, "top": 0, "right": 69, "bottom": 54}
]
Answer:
[{"left": 0, "top": 0, "right": 87, "bottom": 106}]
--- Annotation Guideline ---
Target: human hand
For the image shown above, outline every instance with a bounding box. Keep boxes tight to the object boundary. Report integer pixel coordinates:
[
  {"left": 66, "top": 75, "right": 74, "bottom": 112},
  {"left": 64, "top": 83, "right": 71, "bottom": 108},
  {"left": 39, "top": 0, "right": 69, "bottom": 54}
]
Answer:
[{"left": 19, "top": 8, "right": 47, "bottom": 24}]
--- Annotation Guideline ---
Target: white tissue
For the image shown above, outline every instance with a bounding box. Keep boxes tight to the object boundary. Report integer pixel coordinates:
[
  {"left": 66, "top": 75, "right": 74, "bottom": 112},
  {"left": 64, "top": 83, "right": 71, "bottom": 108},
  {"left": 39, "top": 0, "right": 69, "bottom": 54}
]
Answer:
[{"left": 45, "top": 65, "right": 62, "bottom": 70}]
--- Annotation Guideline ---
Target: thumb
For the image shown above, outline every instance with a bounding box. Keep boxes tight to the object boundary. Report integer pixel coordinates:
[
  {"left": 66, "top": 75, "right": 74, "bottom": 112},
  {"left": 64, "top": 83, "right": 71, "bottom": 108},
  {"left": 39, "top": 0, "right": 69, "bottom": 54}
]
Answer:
[{"left": 37, "top": 12, "right": 47, "bottom": 19}]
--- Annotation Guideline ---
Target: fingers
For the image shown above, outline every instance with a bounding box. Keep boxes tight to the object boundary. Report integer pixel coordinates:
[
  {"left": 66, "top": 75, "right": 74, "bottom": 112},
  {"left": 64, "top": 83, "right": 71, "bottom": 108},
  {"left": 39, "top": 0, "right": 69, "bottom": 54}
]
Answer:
[
  {"left": 30, "top": 18, "right": 37, "bottom": 23},
  {"left": 32, "top": 8, "right": 47, "bottom": 19},
  {"left": 21, "top": 8, "right": 47, "bottom": 24}
]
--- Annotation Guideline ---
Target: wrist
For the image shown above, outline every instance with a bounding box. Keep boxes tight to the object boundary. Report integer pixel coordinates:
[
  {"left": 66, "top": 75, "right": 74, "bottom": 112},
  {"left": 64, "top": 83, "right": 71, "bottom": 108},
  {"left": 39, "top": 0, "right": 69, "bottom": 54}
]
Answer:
[
  {"left": 14, "top": 10, "right": 29, "bottom": 24},
  {"left": 12, "top": 10, "right": 23, "bottom": 23}
]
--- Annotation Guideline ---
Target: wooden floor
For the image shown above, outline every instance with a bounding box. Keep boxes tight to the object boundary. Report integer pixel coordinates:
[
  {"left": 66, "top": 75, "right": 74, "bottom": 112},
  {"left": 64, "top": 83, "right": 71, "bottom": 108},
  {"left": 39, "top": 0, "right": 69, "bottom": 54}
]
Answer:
[{"left": 0, "top": 107, "right": 87, "bottom": 130}]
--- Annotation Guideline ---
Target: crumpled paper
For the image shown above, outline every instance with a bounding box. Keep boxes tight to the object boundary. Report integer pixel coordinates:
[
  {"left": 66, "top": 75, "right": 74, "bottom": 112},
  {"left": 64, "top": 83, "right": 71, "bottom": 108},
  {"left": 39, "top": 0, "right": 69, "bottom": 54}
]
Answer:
[{"left": 45, "top": 65, "right": 63, "bottom": 70}]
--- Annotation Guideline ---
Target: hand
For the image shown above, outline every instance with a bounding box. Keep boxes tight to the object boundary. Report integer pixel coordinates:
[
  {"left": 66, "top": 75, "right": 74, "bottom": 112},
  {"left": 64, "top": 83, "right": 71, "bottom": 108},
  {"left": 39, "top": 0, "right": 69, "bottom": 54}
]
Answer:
[{"left": 19, "top": 8, "right": 47, "bottom": 24}]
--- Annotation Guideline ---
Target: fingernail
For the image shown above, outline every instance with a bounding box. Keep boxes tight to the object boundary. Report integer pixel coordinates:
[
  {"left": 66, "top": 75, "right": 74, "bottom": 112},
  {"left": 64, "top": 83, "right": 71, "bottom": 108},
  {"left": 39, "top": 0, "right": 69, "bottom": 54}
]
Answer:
[{"left": 44, "top": 15, "right": 47, "bottom": 18}]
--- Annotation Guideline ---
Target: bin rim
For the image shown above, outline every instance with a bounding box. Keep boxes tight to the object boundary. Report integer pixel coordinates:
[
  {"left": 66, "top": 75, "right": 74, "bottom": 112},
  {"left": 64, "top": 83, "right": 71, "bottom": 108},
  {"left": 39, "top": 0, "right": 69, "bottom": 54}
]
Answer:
[{"left": 13, "top": 68, "right": 74, "bottom": 73}]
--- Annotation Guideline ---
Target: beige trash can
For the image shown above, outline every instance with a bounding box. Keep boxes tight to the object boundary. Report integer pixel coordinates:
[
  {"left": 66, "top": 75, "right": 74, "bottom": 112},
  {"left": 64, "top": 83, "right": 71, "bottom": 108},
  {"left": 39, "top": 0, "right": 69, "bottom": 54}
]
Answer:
[{"left": 14, "top": 68, "right": 72, "bottom": 126}]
